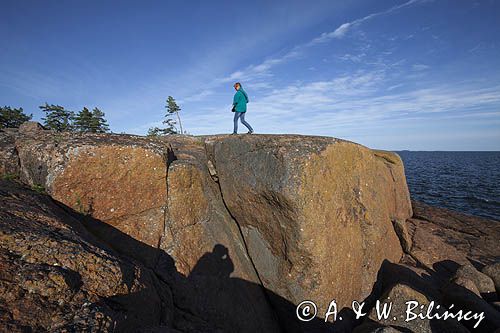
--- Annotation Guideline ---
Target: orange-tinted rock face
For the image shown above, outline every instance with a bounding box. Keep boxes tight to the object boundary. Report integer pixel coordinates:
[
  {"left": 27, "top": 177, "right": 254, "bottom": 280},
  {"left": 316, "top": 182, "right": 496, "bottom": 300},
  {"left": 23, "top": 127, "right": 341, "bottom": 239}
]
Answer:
[
  {"left": 300, "top": 143, "right": 408, "bottom": 307},
  {"left": 9, "top": 130, "right": 281, "bottom": 332},
  {"left": 207, "top": 135, "right": 410, "bottom": 326},
  {"left": 3, "top": 125, "right": 500, "bottom": 332},
  {"left": 161, "top": 160, "right": 280, "bottom": 332},
  {"left": 0, "top": 180, "right": 173, "bottom": 332},
  {"left": 51, "top": 145, "right": 167, "bottom": 248},
  {"left": 3, "top": 126, "right": 419, "bottom": 332}
]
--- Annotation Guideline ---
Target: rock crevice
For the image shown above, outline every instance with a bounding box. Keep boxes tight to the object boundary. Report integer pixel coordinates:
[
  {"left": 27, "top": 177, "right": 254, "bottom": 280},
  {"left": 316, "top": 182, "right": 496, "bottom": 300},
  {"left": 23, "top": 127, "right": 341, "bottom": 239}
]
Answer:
[{"left": 203, "top": 139, "right": 291, "bottom": 332}]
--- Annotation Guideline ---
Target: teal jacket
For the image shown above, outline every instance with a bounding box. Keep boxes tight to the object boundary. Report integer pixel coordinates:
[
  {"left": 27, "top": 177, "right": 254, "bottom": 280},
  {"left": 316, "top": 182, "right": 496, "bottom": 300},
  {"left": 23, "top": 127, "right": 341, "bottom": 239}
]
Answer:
[{"left": 233, "top": 87, "right": 249, "bottom": 112}]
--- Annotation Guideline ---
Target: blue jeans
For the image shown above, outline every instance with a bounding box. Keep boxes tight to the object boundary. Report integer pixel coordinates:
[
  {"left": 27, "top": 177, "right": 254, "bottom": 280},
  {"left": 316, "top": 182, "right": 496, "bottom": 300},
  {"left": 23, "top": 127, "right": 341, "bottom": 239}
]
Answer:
[{"left": 233, "top": 112, "right": 253, "bottom": 133}]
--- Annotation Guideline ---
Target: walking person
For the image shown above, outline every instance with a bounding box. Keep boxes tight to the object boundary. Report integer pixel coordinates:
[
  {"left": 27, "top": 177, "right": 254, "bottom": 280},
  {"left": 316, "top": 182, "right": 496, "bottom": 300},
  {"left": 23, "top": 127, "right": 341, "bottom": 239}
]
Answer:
[{"left": 231, "top": 82, "right": 254, "bottom": 134}]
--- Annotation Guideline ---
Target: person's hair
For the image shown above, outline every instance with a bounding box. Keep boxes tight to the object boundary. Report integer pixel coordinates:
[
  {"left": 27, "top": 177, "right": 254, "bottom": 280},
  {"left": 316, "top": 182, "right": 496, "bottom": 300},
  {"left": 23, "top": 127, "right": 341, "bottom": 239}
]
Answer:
[{"left": 234, "top": 82, "right": 241, "bottom": 88}]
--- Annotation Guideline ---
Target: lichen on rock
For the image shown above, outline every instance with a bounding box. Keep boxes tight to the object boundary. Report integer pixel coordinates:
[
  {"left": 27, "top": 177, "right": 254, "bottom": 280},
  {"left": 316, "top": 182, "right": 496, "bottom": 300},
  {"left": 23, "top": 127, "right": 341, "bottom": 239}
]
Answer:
[{"left": 1, "top": 123, "right": 499, "bottom": 332}]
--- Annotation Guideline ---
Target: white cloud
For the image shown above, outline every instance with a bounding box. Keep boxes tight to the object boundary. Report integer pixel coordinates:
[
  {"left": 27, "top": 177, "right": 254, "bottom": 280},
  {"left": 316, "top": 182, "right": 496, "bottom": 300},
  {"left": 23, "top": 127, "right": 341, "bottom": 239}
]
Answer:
[
  {"left": 182, "top": 70, "right": 500, "bottom": 139},
  {"left": 387, "top": 83, "right": 404, "bottom": 91},
  {"left": 310, "top": 0, "right": 425, "bottom": 43},
  {"left": 214, "top": 0, "right": 427, "bottom": 95},
  {"left": 220, "top": 49, "right": 300, "bottom": 84},
  {"left": 412, "top": 64, "right": 430, "bottom": 71},
  {"left": 337, "top": 53, "right": 367, "bottom": 63},
  {"left": 468, "top": 43, "right": 482, "bottom": 53},
  {"left": 332, "top": 23, "right": 352, "bottom": 38},
  {"left": 181, "top": 89, "right": 215, "bottom": 103},
  {"left": 249, "top": 81, "right": 274, "bottom": 90}
]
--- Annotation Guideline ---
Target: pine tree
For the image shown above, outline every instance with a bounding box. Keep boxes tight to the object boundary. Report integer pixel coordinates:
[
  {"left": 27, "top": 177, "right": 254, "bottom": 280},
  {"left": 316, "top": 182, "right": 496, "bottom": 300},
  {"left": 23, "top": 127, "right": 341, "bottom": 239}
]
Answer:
[
  {"left": 147, "top": 96, "right": 183, "bottom": 136},
  {"left": 0, "top": 106, "right": 32, "bottom": 129},
  {"left": 166, "top": 96, "right": 183, "bottom": 134},
  {"left": 90, "top": 107, "right": 109, "bottom": 133},
  {"left": 147, "top": 127, "right": 164, "bottom": 137},
  {"left": 73, "top": 107, "right": 93, "bottom": 132},
  {"left": 39, "top": 103, "right": 74, "bottom": 132}
]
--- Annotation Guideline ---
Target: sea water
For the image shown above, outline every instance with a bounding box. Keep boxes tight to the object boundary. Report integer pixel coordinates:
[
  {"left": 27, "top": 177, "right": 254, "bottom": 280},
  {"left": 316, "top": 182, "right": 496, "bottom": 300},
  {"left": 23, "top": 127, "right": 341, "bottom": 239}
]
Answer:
[{"left": 396, "top": 151, "right": 500, "bottom": 221}]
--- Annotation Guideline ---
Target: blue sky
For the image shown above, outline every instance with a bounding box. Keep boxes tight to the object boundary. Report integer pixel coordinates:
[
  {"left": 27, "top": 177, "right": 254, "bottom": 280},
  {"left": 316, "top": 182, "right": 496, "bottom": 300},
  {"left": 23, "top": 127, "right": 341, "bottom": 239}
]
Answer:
[{"left": 1, "top": 0, "right": 499, "bottom": 150}]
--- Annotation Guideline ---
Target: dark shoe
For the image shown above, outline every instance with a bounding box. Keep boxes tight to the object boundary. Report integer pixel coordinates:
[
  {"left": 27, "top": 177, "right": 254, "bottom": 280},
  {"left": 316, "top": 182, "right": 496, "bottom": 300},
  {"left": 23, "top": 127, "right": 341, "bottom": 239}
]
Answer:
[
  {"left": 231, "top": 132, "right": 237, "bottom": 135},
  {"left": 247, "top": 130, "right": 254, "bottom": 134}
]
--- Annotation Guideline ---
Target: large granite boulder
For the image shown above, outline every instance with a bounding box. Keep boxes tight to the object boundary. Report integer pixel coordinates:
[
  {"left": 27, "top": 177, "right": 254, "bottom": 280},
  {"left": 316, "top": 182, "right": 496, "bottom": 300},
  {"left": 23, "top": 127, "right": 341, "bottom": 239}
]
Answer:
[
  {"left": 1, "top": 128, "right": 417, "bottom": 331},
  {"left": 366, "top": 283, "right": 470, "bottom": 333},
  {"left": 368, "top": 283, "right": 433, "bottom": 332},
  {"left": 482, "top": 263, "right": 500, "bottom": 295},
  {"left": 205, "top": 135, "right": 411, "bottom": 322},
  {"left": 453, "top": 264, "right": 496, "bottom": 296},
  {"left": 18, "top": 121, "right": 45, "bottom": 133}
]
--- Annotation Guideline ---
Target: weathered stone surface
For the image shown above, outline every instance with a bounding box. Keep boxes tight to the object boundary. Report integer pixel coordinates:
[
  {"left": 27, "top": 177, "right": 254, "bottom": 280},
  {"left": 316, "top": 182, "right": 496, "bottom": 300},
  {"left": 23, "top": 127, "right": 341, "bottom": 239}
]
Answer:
[
  {"left": 15, "top": 131, "right": 168, "bottom": 258},
  {"left": 11, "top": 132, "right": 281, "bottom": 332},
  {"left": 0, "top": 180, "right": 174, "bottom": 332},
  {"left": 0, "top": 179, "right": 283, "bottom": 332},
  {"left": 52, "top": 145, "right": 168, "bottom": 257},
  {"left": 18, "top": 121, "right": 45, "bottom": 133},
  {"left": 406, "top": 217, "right": 471, "bottom": 274},
  {"left": 367, "top": 283, "right": 471, "bottom": 333},
  {"left": 353, "top": 322, "right": 402, "bottom": 333},
  {"left": 483, "top": 263, "right": 500, "bottom": 295},
  {"left": 410, "top": 201, "right": 500, "bottom": 268},
  {"left": 371, "top": 204, "right": 500, "bottom": 333},
  {"left": 451, "top": 276, "right": 481, "bottom": 297},
  {"left": 156, "top": 136, "right": 281, "bottom": 332},
  {"left": 205, "top": 135, "right": 411, "bottom": 324},
  {"left": 0, "top": 130, "right": 19, "bottom": 177},
  {"left": 406, "top": 201, "right": 500, "bottom": 279},
  {"left": 8, "top": 128, "right": 498, "bottom": 332},
  {"left": 454, "top": 264, "right": 496, "bottom": 295},
  {"left": 372, "top": 150, "right": 413, "bottom": 220},
  {"left": 368, "top": 283, "right": 432, "bottom": 332},
  {"left": 392, "top": 219, "right": 412, "bottom": 253},
  {"left": 157, "top": 136, "right": 254, "bottom": 280}
]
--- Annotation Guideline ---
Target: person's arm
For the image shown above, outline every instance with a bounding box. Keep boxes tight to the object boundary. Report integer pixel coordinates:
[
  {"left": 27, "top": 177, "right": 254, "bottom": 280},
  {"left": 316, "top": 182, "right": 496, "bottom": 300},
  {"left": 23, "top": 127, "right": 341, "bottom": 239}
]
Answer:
[{"left": 232, "top": 91, "right": 241, "bottom": 106}]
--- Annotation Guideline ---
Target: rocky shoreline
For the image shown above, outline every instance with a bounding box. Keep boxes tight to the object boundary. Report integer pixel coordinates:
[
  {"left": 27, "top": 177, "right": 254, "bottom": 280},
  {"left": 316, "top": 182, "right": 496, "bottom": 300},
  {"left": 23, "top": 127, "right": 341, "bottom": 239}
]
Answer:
[{"left": 1, "top": 122, "right": 499, "bottom": 332}]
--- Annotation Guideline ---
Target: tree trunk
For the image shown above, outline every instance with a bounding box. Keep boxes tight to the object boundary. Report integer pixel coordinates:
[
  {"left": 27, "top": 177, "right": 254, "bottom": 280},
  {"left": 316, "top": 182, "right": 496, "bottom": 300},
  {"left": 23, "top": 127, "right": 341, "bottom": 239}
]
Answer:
[{"left": 176, "top": 111, "right": 183, "bottom": 134}]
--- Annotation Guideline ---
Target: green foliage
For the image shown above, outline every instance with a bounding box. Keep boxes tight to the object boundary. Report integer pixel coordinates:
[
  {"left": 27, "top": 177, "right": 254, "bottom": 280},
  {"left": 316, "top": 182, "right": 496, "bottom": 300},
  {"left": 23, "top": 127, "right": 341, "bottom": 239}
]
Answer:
[
  {"left": 2, "top": 103, "right": 110, "bottom": 133},
  {"left": 0, "top": 106, "right": 32, "bottom": 129},
  {"left": 74, "top": 196, "right": 91, "bottom": 215},
  {"left": 45, "top": 105, "right": 110, "bottom": 133},
  {"left": 163, "top": 118, "right": 178, "bottom": 134},
  {"left": 90, "top": 107, "right": 109, "bottom": 133},
  {"left": 147, "top": 126, "right": 175, "bottom": 136},
  {"left": 166, "top": 96, "right": 183, "bottom": 134},
  {"left": 52, "top": 133, "right": 64, "bottom": 144},
  {"left": 147, "top": 127, "right": 163, "bottom": 137},
  {"left": 39, "top": 103, "right": 74, "bottom": 132},
  {"left": 2, "top": 173, "right": 19, "bottom": 181},
  {"left": 31, "top": 183, "right": 46, "bottom": 194},
  {"left": 73, "top": 107, "right": 93, "bottom": 132}
]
